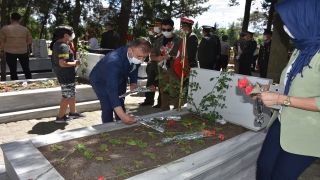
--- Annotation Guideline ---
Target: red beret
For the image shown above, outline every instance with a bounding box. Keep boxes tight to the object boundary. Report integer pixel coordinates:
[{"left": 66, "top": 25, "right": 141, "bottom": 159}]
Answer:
[{"left": 181, "top": 17, "right": 194, "bottom": 25}]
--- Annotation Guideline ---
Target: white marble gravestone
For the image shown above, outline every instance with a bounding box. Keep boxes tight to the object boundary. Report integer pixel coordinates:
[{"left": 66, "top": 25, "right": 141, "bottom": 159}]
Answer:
[
  {"left": 32, "top": 39, "right": 48, "bottom": 58},
  {"left": 187, "top": 68, "right": 273, "bottom": 131}
]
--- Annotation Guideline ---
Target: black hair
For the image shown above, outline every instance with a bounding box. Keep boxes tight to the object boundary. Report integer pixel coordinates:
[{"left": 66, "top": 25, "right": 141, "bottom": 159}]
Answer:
[
  {"left": 130, "top": 39, "right": 152, "bottom": 53},
  {"left": 49, "top": 33, "right": 59, "bottom": 50},
  {"left": 54, "top": 24, "right": 74, "bottom": 39},
  {"left": 203, "top": 28, "right": 210, "bottom": 33},
  {"left": 161, "top": 19, "right": 174, "bottom": 28},
  {"left": 222, "top": 35, "right": 228, "bottom": 41},
  {"left": 11, "top": 13, "right": 21, "bottom": 21}
]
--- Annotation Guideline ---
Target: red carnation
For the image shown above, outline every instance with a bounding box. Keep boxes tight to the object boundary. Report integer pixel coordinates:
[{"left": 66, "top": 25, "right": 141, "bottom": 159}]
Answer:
[
  {"left": 218, "top": 134, "right": 225, "bottom": 141},
  {"left": 5, "top": 87, "right": 8, "bottom": 92},
  {"left": 245, "top": 86, "right": 253, "bottom": 95},
  {"left": 202, "top": 130, "right": 211, "bottom": 137},
  {"left": 167, "top": 42, "right": 174, "bottom": 49},
  {"left": 97, "top": 177, "right": 105, "bottom": 180},
  {"left": 211, "top": 130, "right": 216, "bottom": 135},
  {"left": 238, "top": 78, "right": 249, "bottom": 88},
  {"left": 166, "top": 120, "right": 174, "bottom": 126},
  {"left": 150, "top": 85, "right": 156, "bottom": 91}
]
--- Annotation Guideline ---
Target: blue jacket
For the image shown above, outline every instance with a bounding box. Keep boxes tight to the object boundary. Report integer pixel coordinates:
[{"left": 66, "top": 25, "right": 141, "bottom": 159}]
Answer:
[{"left": 90, "top": 46, "right": 140, "bottom": 108}]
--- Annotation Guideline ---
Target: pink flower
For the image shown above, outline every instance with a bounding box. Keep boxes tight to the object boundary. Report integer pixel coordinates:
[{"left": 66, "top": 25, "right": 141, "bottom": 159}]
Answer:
[
  {"left": 218, "top": 134, "right": 225, "bottom": 141},
  {"left": 5, "top": 87, "right": 8, "bottom": 92},
  {"left": 238, "top": 78, "right": 249, "bottom": 88},
  {"left": 97, "top": 177, "right": 105, "bottom": 180},
  {"left": 245, "top": 86, "right": 253, "bottom": 95}
]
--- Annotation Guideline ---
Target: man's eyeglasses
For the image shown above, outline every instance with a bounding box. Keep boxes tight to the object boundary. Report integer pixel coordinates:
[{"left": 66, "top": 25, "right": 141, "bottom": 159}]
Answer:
[{"left": 162, "top": 28, "right": 172, "bottom": 32}]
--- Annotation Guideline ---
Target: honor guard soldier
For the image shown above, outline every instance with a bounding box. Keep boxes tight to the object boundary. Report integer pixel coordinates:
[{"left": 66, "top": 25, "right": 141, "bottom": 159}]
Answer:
[
  {"left": 180, "top": 17, "right": 198, "bottom": 67},
  {"left": 198, "top": 25, "right": 220, "bottom": 70},
  {"left": 238, "top": 31, "right": 257, "bottom": 75},
  {"left": 100, "top": 21, "right": 120, "bottom": 50},
  {"left": 257, "top": 29, "right": 273, "bottom": 78}
]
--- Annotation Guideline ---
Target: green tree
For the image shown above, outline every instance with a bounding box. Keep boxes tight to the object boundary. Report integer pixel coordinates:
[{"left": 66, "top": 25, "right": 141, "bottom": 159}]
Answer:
[{"left": 227, "top": 22, "right": 239, "bottom": 46}]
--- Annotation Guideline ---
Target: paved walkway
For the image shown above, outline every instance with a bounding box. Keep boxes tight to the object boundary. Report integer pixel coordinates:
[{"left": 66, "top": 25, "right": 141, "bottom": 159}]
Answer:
[{"left": 0, "top": 73, "right": 319, "bottom": 179}]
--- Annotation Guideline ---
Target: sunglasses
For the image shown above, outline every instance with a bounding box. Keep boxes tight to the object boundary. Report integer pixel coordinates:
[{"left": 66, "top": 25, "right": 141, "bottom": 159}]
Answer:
[{"left": 162, "top": 28, "right": 172, "bottom": 32}]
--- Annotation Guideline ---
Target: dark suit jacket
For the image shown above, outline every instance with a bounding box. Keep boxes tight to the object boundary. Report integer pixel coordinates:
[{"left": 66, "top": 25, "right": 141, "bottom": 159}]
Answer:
[
  {"left": 239, "top": 39, "right": 257, "bottom": 64},
  {"left": 186, "top": 32, "right": 198, "bottom": 67},
  {"left": 100, "top": 30, "right": 120, "bottom": 49},
  {"left": 89, "top": 46, "right": 140, "bottom": 108},
  {"left": 258, "top": 40, "right": 272, "bottom": 68},
  {"left": 197, "top": 34, "right": 221, "bottom": 63}
]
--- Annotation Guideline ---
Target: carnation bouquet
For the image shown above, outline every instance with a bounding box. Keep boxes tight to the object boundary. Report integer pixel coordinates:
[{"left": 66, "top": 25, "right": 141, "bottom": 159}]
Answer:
[
  {"left": 238, "top": 78, "right": 265, "bottom": 124},
  {"left": 158, "top": 41, "right": 174, "bottom": 70}
]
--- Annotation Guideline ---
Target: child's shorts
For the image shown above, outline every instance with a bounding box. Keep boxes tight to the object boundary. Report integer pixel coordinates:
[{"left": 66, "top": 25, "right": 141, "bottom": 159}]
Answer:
[{"left": 60, "top": 83, "right": 76, "bottom": 98}]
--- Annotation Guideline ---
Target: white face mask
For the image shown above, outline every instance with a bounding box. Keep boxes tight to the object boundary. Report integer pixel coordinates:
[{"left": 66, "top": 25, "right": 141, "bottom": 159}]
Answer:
[
  {"left": 162, "top": 31, "right": 173, "bottom": 37},
  {"left": 148, "top": 31, "right": 153, "bottom": 35},
  {"left": 85, "top": 32, "right": 89, "bottom": 36},
  {"left": 128, "top": 52, "right": 143, "bottom": 64},
  {"left": 69, "top": 33, "right": 75, "bottom": 41},
  {"left": 263, "top": 35, "right": 267, "bottom": 40},
  {"left": 283, "top": 25, "right": 295, "bottom": 39},
  {"left": 244, "top": 36, "right": 247, "bottom": 40},
  {"left": 154, "top": 27, "right": 160, "bottom": 33},
  {"left": 210, "top": 32, "right": 214, "bottom": 35}
]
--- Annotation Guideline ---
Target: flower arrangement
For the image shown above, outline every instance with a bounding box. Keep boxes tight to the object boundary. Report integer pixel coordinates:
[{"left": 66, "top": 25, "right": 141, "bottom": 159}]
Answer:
[
  {"left": 237, "top": 77, "right": 261, "bottom": 95},
  {"left": 158, "top": 41, "right": 175, "bottom": 70}
]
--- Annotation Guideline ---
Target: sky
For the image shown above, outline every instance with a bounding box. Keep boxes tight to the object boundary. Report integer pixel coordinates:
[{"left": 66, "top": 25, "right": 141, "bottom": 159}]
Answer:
[{"left": 102, "top": 0, "right": 262, "bottom": 29}]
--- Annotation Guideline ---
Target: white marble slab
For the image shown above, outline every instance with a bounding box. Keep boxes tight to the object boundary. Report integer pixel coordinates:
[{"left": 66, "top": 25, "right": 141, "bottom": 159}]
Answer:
[{"left": 187, "top": 68, "right": 273, "bottom": 131}]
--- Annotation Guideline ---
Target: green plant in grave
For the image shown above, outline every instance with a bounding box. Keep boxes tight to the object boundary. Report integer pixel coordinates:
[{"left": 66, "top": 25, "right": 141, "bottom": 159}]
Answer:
[
  {"left": 109, "top": 139, "right": 123, "bottom": 146},
  {"left": 76, "top": 40, "right": 89, "bottom": 77},
  {"left": 184, "top": 69, "right": 233, "bottom": 124},
  {"left": 99, "top": 143, "right": 108, "bottom": 151},
  {"left": 76, "top": 143, "right": 86, "bottom": 152},
  {"left": 84, "top": 150, "right": 94, "bottom": 159},
  {"left": 50, "top": 144, "right": 63, "bottom": 151}
]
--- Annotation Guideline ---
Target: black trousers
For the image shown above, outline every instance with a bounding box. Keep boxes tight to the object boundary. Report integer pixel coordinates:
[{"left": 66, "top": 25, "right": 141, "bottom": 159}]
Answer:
[
  {"left": 239, "top": 62, "right": 252, "bottom": 76},
  {"left": 6, "top": 52, "right": 32, "bottom": 80},
  {"left": 199, "top": 61, "right": 215, "bottom": 70},
  {"left": 260, "top": 67, "right": 268, "bottom": 78},
  {"left": 214, "top": 55, "right": 228, "bottom": 71},
  {"left": 144, "top": 62, "right": 161, "bottom": 105}
]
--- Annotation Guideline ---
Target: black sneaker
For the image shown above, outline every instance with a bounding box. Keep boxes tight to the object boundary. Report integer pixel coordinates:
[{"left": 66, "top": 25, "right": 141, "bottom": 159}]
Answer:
[
  {"left": 55, "top": 115, "right": 73, "bottom": 123},
  {"left": 68, "top": 111, "right": 86, "bottom": 118}
]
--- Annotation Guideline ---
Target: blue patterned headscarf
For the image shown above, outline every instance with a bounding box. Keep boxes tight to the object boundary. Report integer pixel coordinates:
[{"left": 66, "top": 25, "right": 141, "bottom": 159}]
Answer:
[{"left": 275, "top": 0, "right": 320, "bottom": 95}]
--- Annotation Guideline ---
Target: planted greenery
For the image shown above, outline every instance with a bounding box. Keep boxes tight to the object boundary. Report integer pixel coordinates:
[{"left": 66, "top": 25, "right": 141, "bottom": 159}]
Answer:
[{"left": 50, "top": 145, "right": 63, "bottom": 151}]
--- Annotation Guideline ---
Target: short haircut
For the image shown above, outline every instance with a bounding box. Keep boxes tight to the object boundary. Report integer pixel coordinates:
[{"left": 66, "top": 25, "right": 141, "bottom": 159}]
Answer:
[
  {"left": 54, "top": 24, "right": 74, "bottom": 39},
  {"left": 130, "top": 39, "right": 152, "bottom": 53},
  {"left": 11, "top": 13, "right": 21, "bottom": 21},
  {"left": 161, "top": 19, "right": 174, "bottom": 28},
  {"left": 222, "top": 35, "right": 228, "bottom": 41}
]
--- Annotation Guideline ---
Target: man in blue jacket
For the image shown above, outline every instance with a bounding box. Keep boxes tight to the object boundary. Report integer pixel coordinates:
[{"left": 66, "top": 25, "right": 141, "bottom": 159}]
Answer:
[{"left": 90, "top": 39, "right": 151, "bottom": 124}]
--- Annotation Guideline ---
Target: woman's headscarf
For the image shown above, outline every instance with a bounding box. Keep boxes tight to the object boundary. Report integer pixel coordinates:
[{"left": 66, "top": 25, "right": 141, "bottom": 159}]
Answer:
[{"left": 275, "top": 0, "right": 320, "bottom": 95}]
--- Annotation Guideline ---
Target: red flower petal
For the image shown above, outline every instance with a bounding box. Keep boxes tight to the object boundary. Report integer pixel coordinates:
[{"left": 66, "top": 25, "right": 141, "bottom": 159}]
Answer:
[
  {"left": 97, "top": 177, "right": 105, "bottom": 180},
  {"left": 5, "top": 87, "right": 8, "bottom": 92},
  {"left": 238, "top": 78, "right": 249, "bottom": 88},
  {"left": 201, "top": 130, "right": 211, "bottom": 137},
  {"left": 211, "top": 130, "right": 216, "bottom": 135},
  {"left": 245, "top": 86, "right": 253, "bottom": 95},
  {"left": 218, "top": 134, "right": 225, "bottom": 141},
  {"left": 166, "top": 120, "right": 174, "bottom": 126}
]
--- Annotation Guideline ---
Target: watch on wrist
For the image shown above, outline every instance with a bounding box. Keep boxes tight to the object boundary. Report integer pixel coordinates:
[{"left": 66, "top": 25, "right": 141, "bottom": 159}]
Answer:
[{"left": 283, "top": 96, "right": 291, "bottom": 106}]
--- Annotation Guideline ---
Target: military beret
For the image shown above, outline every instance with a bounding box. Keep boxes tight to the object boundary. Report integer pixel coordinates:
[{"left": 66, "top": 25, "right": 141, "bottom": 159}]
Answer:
[
  {"left": 263, "top": 29, "right": 273, "bottom": 35},
  {"left": 202, "top": 25, "right": 212, "bottom": 30},
  {"left": 106, "top": 21, "right": 116, "bottom": 25},
  {"left": 154, "top": 18, "right": 162, "bottom": 24},
  {"left": 181, "top": 17, "right": 194, "bottom": 25}
]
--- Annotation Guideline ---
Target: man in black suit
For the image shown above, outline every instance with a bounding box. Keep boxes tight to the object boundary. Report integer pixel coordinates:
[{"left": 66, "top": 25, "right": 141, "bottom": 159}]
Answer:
[
  {"left": 197, "top": 26, "right": 221, "bottom": 70},
  {"left": 238, "top": 31, "right": 257, "bottom": 76},
  {"left": 180, "top": 17, "right": 198, "bottom": 68},
  {"left": 257, "top": 29, "right": 272, "bottom": 78}
]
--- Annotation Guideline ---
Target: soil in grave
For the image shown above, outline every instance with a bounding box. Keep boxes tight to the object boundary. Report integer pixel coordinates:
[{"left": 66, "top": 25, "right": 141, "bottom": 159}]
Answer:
[
  {"left": 37, "top": 113, "right": 249, "bottom": 180},
  {"left": 0, "top": 77, "right": 90, "bottom": 93}
]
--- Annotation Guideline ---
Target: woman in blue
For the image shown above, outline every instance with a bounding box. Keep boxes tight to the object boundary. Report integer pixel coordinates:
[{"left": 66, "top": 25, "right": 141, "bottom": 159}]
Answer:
[
  {"left": 254, "top": 0, "right": 320, "bottom": 179},
  {"left": 90, "top": 39, "right": 151, "bottom": 124}
]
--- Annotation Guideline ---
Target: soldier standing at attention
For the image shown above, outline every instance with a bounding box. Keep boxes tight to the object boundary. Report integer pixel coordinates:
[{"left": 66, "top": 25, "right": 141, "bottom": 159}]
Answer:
[
  {"left": 139, "top": 19, "right": 163, "bottom": 108},
  {"left": 238, "top": 31, "right": 257, "bottom": 76},
  {"left": 233, "top": 32, "right": 247, "bottom": 73},
  {"left": 180, "top": 17, "right": 198, "bottom": 68},
  {"left": 257, "top": 29, "right": 273, "bottom": 78},
  {"left": 198, "top": 26, "right": 218, "bottom": 70},
  {"left": 100, "top": 21, "right": 120, "bottom": 50}
]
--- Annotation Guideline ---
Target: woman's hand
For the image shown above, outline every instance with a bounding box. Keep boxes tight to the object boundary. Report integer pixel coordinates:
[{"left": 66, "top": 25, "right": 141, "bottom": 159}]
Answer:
[{"left": 257, "top": 91, "right": 281, "bottom": 106}]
